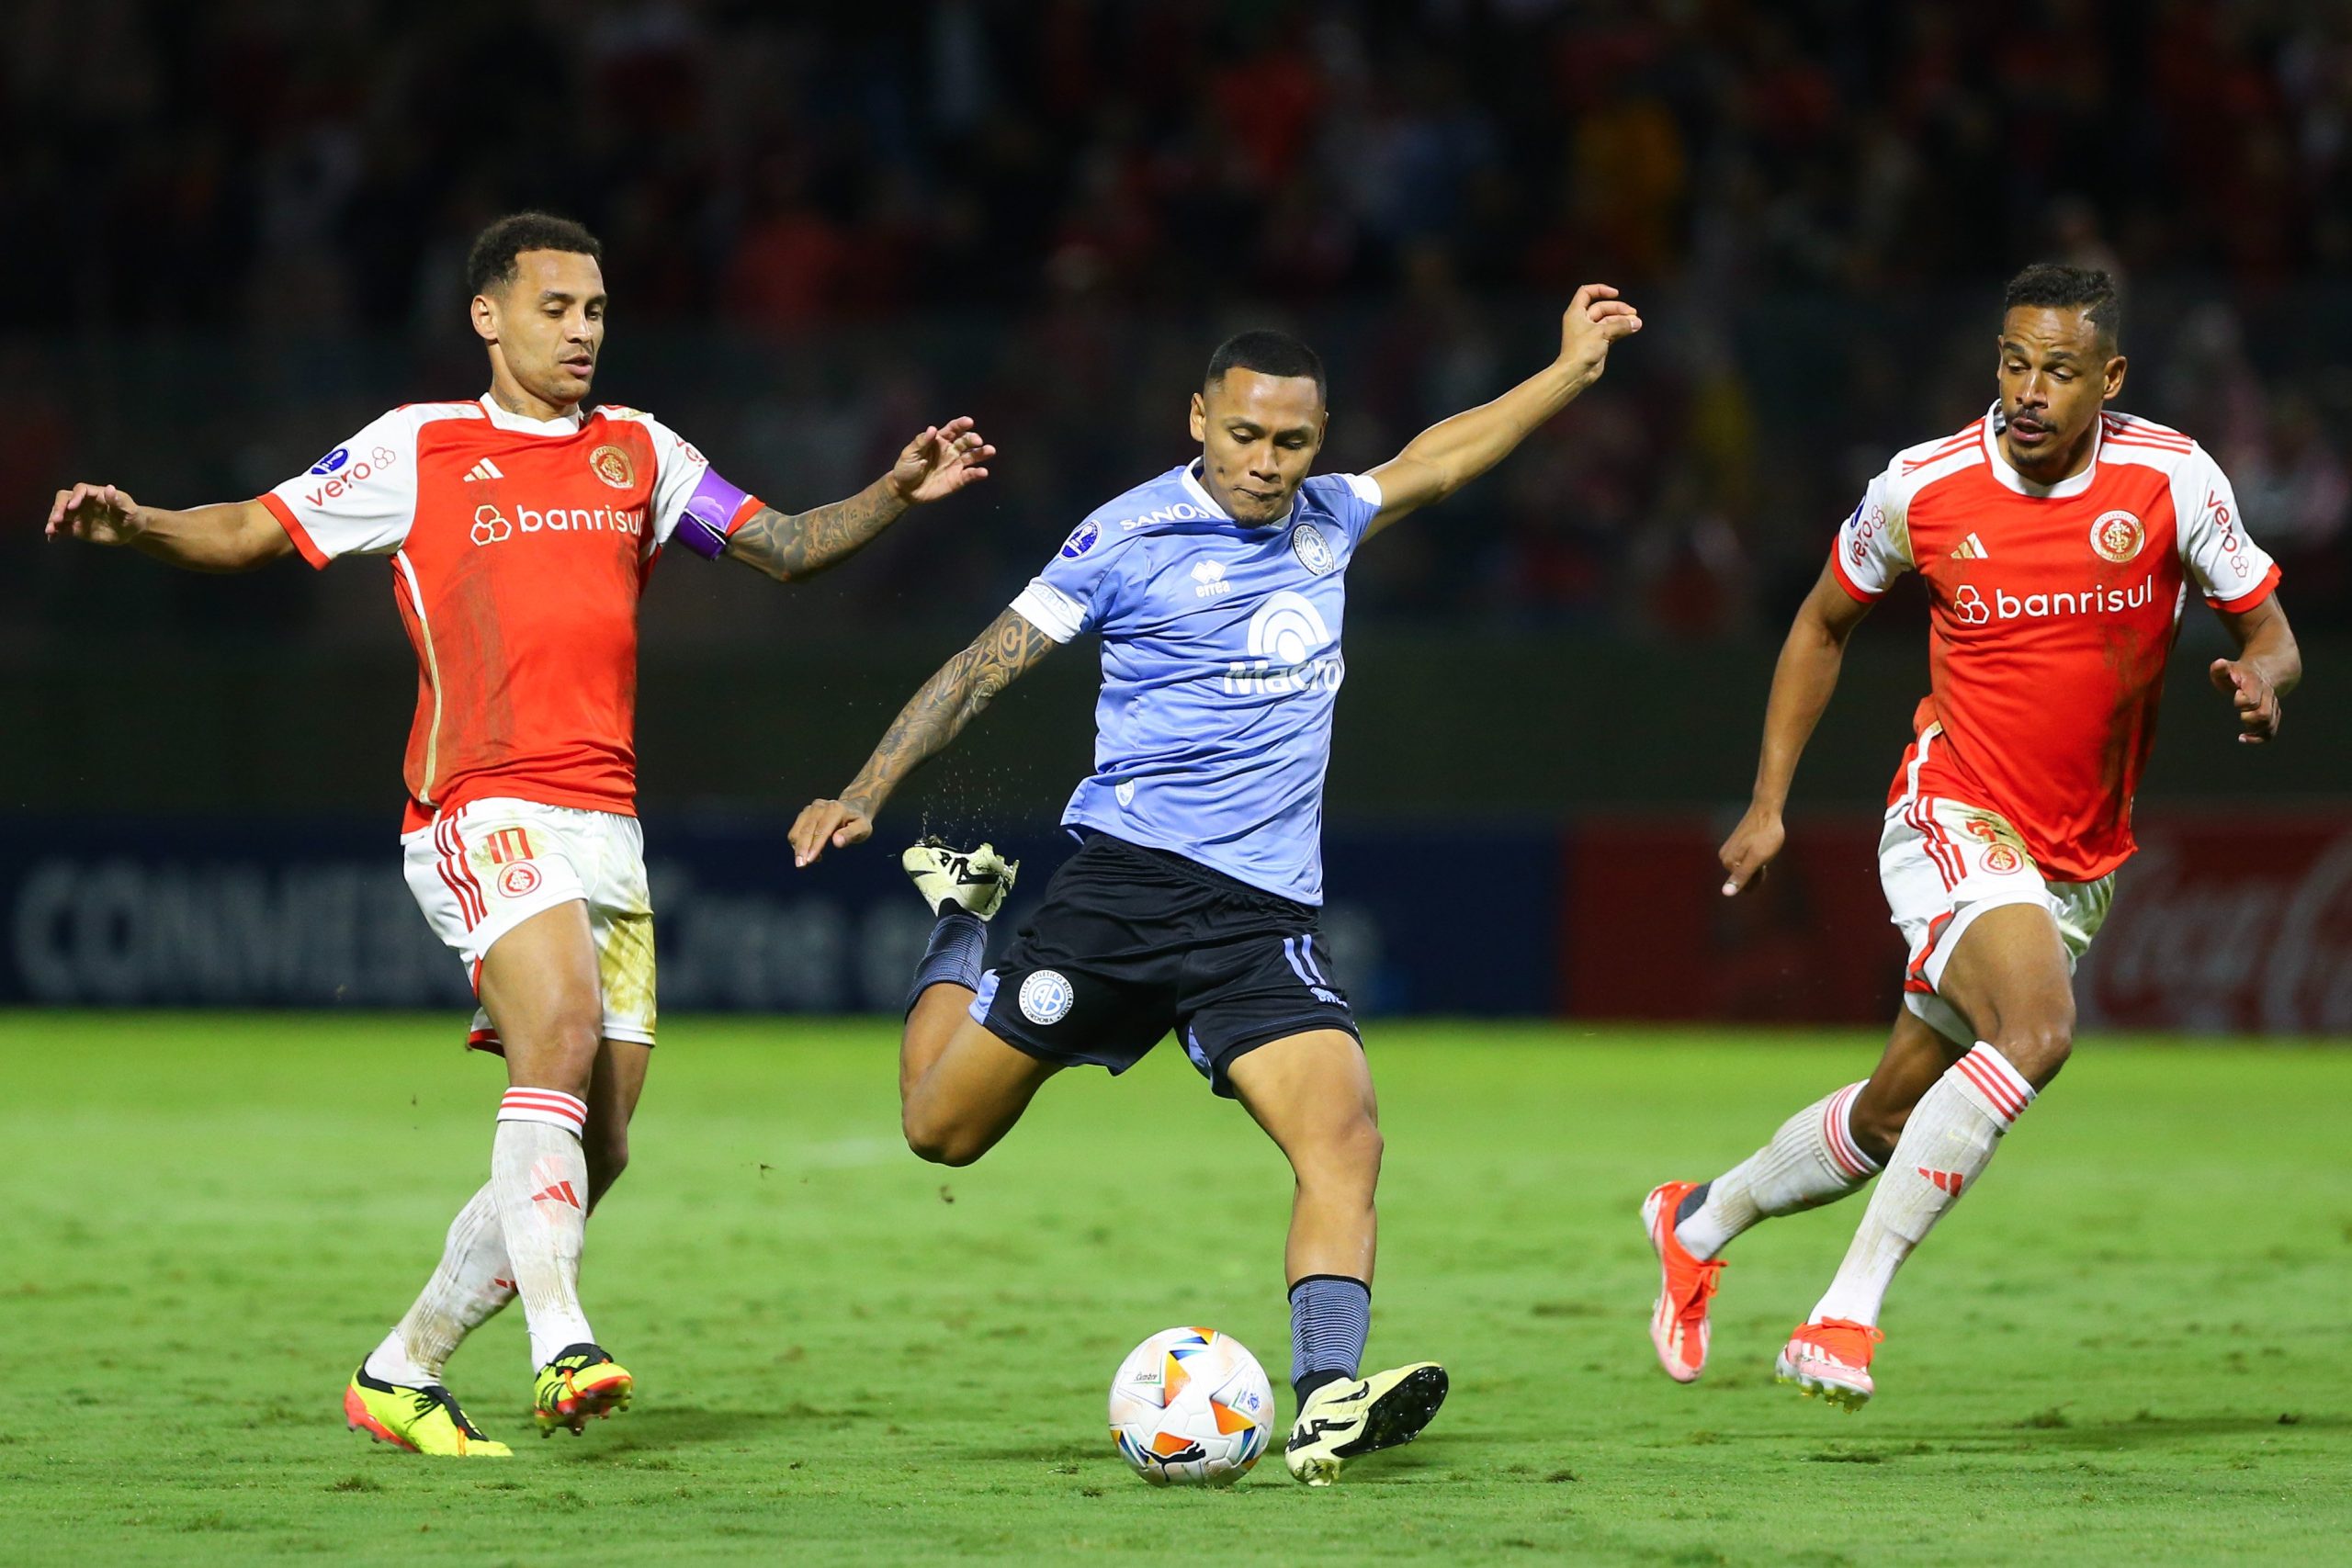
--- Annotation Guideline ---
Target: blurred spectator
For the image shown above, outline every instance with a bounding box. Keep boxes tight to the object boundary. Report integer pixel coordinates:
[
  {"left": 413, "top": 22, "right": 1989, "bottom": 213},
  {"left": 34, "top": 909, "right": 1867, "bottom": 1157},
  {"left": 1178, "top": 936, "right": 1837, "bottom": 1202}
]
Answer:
[{"left": 6, "top": 0, "right": 2349, "bottom": 639}]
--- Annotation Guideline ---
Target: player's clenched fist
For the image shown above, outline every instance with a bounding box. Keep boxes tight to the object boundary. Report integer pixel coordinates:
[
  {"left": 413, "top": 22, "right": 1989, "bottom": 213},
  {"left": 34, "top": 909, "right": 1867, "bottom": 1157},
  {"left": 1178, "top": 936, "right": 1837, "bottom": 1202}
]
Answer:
[
  {"left": 2209, "top": 657, "right": 2283, "bottom": 744},
  {"left": 47, "top": 482, "right": 141, "bottom": 546},
  {"left": 1717, "top": 803, "right": 1785, "bottom": 897},
  {"left": 790, "top": 798, "right": 874, "bottom": 867}
]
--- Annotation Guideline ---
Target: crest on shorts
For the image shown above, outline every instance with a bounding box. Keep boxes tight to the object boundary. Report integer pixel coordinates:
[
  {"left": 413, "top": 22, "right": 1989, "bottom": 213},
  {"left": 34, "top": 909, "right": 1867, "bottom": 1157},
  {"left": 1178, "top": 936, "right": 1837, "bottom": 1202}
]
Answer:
[
  {"left": 2088, "top": 510, "right": 2144, "bottom": 564},
  {"left": 498, "top": 862, "right": 543, "bottom": 898},
  {"left": 589, "top": 444, "right": 635, "bottom": 490},
  {"left": 1981, "top": 844, "right": 2025, "bottom": 875},
  {"left": 1291, "top": 523, "right": 1335, "bottom": 575},
  {"left": 1019, "top": 970, "right": 1075, "bottom": 1025}
]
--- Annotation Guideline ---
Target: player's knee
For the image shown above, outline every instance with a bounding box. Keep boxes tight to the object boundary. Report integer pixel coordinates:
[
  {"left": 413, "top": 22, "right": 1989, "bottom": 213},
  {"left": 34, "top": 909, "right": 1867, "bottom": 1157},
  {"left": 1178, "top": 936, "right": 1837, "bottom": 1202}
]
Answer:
[
  {"left": 1299, "top": 1113, "right": 1383, "bottom": 1190},
  {"left": 902, "top": 1104, "right": 989, "bottom": 1168},
  {"left": 1994, "top": 1010, "right": 2075, "bottom": 1088}
]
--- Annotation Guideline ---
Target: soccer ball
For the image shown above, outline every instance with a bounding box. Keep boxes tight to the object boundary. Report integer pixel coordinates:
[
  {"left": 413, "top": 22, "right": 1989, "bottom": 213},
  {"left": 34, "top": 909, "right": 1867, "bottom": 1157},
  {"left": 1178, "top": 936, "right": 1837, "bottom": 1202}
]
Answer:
[{"left": 1107, "top": 1326, "right": 1274, "bottom": 1485}]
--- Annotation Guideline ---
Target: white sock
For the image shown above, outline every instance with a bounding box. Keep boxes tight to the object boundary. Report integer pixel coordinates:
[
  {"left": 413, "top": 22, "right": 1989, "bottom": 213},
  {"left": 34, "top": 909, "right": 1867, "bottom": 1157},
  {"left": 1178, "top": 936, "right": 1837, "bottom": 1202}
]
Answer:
[
  {"left": 492, "top": 1088, "right": 596, "bottom": 1368},
  {"left": 368, "top": 1182, "right": 517, "bottom": 1383},
  {"left": 1676, "top": 1082, "right": 1880, "bottom": 1260},
  {"left": 1810, "top": 1043, "right": 2035, "bottom": 1326}
]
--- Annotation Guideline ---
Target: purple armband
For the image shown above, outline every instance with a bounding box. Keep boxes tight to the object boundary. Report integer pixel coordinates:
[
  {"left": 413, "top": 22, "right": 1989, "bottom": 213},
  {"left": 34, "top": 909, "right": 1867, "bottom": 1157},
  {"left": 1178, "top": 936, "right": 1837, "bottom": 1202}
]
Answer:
[{"left": 673, "top": 468, "right": 756, "bottom": 558}]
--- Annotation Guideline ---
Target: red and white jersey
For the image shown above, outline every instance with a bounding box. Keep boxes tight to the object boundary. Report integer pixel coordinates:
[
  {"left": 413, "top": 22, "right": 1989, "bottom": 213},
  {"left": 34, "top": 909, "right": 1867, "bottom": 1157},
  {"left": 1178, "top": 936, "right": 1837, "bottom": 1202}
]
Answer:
[
  {"left": 1834, "top": 406, "right": 2280, "bottom": 882},
  {"left": 259, "top": 397, "right": 763, "bottom": 829}
]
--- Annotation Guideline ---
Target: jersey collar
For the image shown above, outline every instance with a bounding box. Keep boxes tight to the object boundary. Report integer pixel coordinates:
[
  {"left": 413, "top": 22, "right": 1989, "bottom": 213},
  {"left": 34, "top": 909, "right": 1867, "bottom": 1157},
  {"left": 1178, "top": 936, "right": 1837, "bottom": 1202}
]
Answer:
[
  {"left": 1982, "top": 401, "right": 2102, "bottom": 499},
  {"left": 1181, "top": 460, "right": 1301, "bottom": 529},
  {"left": 478, "top": 395, "right": 590, "bottom": 435}
]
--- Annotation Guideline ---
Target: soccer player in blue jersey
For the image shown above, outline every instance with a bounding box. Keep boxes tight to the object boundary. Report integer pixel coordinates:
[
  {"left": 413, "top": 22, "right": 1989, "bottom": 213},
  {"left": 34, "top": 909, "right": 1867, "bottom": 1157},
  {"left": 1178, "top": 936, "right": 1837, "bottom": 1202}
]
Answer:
[{"left": 790, "top": 286, "right": 1641, "bottom": 1483}]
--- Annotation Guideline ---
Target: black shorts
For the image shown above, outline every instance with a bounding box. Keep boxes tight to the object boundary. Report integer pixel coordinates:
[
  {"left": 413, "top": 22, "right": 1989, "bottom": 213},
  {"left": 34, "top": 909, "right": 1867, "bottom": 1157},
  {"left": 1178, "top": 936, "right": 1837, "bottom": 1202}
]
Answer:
[{"left": 970, "top": 831, "right": 1359, "bottom": 1097}]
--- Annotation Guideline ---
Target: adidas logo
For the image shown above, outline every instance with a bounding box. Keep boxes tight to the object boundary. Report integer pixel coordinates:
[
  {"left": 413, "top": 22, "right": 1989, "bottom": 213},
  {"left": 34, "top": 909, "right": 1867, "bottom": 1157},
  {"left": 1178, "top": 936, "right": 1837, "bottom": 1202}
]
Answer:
[
  {"left": 531, "top": 1180, "right": 583, "bottom": 1209},
  {"left": 1949, "top": 532, "right": 1989, "bottom": 560},
  {"left": 1192, "top": 558, "right": 1232, "bottom": 599},
  {"left": 1916, "top": 1167, "right": 1965, "bottom": 1195},
  {"left": 464, "top": 457, "right": 506, "bottom": 483}
]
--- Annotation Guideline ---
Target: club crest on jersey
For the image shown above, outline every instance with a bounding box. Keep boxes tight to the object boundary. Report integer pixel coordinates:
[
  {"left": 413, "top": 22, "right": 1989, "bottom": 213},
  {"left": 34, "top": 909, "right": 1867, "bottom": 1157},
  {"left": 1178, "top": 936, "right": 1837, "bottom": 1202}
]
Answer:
[
  {"left": 2089, "top": 510, "right": 2145, "bottom": 564},
  {"left": 1060, "top": 520, "right": 1101, "bottom": 558},
  {"left": 1019, "top": 969, "right": 1075, "bottom": 1025},
  {"left": 589, "top": 445, "right": 635, "bottom": 490},
  {"left": 1290, "top": 522, "right": 1335, "bottom": 575}
]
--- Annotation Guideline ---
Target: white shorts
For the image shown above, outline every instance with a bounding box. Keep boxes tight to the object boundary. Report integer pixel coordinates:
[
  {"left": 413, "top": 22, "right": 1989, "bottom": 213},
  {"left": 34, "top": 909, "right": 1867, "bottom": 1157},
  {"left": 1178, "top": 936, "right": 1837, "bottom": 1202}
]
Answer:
[
  {"left": 401, "top": 797, "right": 657, "bottom": 1049},
  {"left": 1880, "top": 795, "right": 2113, "bottom": 1046}
]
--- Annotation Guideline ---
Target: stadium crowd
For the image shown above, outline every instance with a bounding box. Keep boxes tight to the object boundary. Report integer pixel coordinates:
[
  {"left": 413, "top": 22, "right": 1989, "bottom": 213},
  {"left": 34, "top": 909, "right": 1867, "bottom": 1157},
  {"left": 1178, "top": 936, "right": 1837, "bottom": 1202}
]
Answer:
[{"left": 6, "top": 0, "right": 2347, "bottom": 637}]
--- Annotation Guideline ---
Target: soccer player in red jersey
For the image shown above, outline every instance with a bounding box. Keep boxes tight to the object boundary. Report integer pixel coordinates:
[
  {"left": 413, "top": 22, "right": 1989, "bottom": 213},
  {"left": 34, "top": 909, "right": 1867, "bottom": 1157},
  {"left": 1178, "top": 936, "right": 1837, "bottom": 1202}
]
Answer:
[
  {"left": 1640, "top": 265, "right": 2302, "bottom": 1408},
  {"left": 46, "top": 213, "right": 994, "bottom": 1455}
]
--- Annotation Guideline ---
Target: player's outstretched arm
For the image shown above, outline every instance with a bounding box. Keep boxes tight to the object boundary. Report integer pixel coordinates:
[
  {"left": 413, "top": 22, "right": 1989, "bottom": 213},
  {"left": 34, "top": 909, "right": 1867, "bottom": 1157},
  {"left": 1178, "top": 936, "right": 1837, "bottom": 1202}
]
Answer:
[
  {"left": 2209, "top": 593, "right": 2301, "bottom": 745},
  {"left": 790, "top": 606, "right": 1057, "bottom": 866},
  {"left": 1719, "top": 558, "right": 1875, "bottom": 896},
  {"left": 47, "top": 484, "right": 292, "bottom": 573},
  {"left": 1361, "top": 284, "right": 1642, "bottom": 537},
  {"left": 725, "top": 418, "right": 995, "bottom": 583}
]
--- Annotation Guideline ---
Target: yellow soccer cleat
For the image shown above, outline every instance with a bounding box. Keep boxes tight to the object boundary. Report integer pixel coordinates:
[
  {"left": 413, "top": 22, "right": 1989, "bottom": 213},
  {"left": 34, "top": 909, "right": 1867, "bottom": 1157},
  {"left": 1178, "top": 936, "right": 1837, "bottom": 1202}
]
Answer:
[
  {"left": 533, "top": 1342, "right": 634, "bottom": 1436},
  {"left": 1284, "top": 1361, "right": 1448, "bottom": 1486},
  {"left": 344, "top": 1365, "right": 512, "bottom": 1458}
]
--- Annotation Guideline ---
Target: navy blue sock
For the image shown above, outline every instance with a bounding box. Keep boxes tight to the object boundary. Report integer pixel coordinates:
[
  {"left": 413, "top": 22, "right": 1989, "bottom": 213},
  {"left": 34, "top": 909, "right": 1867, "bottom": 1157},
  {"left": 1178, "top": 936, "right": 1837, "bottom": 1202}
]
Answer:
[
  {"left": 905, "top": 911, "right": 985, "bottom": 1016},
  {"left": 1289, "top": 1274, "right": 1371, "bottom": 1406}
]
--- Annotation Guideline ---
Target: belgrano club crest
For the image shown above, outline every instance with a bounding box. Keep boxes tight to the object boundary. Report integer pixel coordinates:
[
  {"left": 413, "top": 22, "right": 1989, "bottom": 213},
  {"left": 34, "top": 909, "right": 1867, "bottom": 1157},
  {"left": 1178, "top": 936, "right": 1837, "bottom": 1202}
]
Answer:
[
  {"left": 590, "top": 444, "right": 635, "bottom": 490},
  {"left": 2089, "top": 509, "right": 2145, "bottom": 564}
]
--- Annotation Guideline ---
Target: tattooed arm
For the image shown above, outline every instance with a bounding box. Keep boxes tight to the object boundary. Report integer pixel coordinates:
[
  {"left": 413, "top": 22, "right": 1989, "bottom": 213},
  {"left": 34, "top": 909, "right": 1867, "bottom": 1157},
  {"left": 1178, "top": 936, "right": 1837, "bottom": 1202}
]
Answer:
[
  {"left": 789, "top": 607, "right": 1058, "bottom": 866},
  {"left": 724, "top": 417, "right": 996, "bottom": 583}
]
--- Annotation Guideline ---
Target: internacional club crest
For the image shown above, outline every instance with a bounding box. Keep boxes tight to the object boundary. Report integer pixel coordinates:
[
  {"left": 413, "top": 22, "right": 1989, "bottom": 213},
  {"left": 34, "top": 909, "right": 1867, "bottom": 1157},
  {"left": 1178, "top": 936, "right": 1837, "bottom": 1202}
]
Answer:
[
  {"left": 1290, "top": 522, "right": 1335, "bottom": 575},
  {"left": 590, "top": 444, "right": 636, "bottom": 490},
  {"left": 1020, "top": 969, "right": 1075, "bottom": 1025},
  {"left": 2088, "top": 509, "right": 2145, "bottom": 564}
]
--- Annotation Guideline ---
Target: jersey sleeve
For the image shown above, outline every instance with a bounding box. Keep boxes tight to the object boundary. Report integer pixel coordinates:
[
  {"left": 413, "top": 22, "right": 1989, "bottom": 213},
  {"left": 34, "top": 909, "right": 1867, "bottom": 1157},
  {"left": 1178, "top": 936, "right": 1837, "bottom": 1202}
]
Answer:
[
  {"left": 1828, "top": 461, "right": 1913, "bottom": 602},
  {"left": 1008, "top": 517, "right": 1130, "bottom": 642},
  {"left": 1313, "top": 472, "right": 1385, "bottom": 546},
  {"left": 638, "top": 414, "right": 765, "bottom": 558},
  {"left": 258, "top": 409, "right": 422, "bottom": 568},
  {"left": 2175, "top": 446, "right": 2281, "bottom": 612}
]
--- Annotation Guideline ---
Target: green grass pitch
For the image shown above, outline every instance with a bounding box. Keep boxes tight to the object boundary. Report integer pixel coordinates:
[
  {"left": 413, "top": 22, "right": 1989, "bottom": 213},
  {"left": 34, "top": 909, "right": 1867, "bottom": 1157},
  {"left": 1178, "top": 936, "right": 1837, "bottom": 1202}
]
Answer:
[{"left": 2, "top": 1013, "right": 2346, "bottom": 1565}]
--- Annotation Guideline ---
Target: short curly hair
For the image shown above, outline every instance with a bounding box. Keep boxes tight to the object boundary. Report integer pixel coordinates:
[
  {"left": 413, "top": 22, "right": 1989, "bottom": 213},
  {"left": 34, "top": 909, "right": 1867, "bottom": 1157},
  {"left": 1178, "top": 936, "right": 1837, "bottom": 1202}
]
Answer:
[
  {"left": 2003, "top": 263, "right": 2121, "bottom": 354},
  {"left": 466, "top": 212, "right": 603, "bottom": 299}
]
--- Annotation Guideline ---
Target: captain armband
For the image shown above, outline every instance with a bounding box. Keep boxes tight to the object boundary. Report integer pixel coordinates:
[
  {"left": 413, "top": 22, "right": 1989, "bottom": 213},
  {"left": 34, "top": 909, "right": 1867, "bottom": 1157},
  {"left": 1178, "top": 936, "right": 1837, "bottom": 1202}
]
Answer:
[{"left": 673, "top": 468, "right": 763, "bottom": 559}]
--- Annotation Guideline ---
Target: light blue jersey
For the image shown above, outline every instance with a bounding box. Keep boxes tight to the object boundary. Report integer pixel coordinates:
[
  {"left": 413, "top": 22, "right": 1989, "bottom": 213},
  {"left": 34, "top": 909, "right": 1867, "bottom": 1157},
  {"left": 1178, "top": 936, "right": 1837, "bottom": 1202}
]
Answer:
[{"left": 1009, "top": 460, "right": 1384, "bottom": 906}]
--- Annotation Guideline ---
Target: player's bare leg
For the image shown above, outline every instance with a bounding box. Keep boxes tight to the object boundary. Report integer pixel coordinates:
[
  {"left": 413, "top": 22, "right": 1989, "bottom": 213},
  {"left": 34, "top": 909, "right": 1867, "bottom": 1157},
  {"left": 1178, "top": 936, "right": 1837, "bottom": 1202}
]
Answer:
[
  {"left": 1785, "top": 903, "right": 2068, "bottom": 1408},
  {"left": 1229, "top": 1030, "right": 1445, "bottom": 1485},
  {"left": 1645, "top": 1010, "right": 1955, "bottom": 1382},
  {"left": 473, "top": 901, "right": 633, "bottom": 1433},
  {"left": 899, "top": 1014, "right": 1061, "bottom": 1167}
]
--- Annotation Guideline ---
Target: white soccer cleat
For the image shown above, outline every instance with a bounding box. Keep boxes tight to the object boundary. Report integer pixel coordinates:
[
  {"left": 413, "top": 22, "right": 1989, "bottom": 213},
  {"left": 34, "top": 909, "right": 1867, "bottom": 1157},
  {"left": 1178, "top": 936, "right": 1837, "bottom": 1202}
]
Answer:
[
  {"left": 1283, "top": 1362, "right": 1448, "bottom": 1486},
  {"left": 902, "top": 838, "right": 1019, "bottom": 920},
  {"left": 1775, "top": 1319, "right": 1883, "bottom": 1412}
]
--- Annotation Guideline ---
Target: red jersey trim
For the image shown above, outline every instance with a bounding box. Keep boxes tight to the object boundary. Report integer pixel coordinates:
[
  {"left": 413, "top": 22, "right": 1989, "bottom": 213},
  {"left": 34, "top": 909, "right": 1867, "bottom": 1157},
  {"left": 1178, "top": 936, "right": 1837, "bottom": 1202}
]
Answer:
[
  {"left": 2209, "top": 562, "right": 2282, "bottom": 615},
  {"left": 1828, "top": 546, "right": 1881, "bottom": 604},
  {"left": 257, "top": 492, "right": 329, "bottom": 570}
]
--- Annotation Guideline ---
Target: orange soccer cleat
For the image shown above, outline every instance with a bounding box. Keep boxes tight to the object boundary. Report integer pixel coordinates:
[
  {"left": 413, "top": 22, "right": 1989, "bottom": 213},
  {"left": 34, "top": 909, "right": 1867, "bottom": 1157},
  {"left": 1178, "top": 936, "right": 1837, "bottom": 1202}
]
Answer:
[
  {"left": 1776, "top": 1318, "right": 1885, "bottom": 1411},
  {"left": 1641, "top": 1180, "right": 1724, "bottom": 1383}
]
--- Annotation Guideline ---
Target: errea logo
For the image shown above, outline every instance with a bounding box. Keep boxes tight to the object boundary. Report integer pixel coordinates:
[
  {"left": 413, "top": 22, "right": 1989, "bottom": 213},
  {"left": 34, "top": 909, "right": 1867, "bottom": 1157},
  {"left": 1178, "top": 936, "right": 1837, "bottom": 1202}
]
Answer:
[{"left": 1192, "top": 559, "right": 1232, "bottom": 599}]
